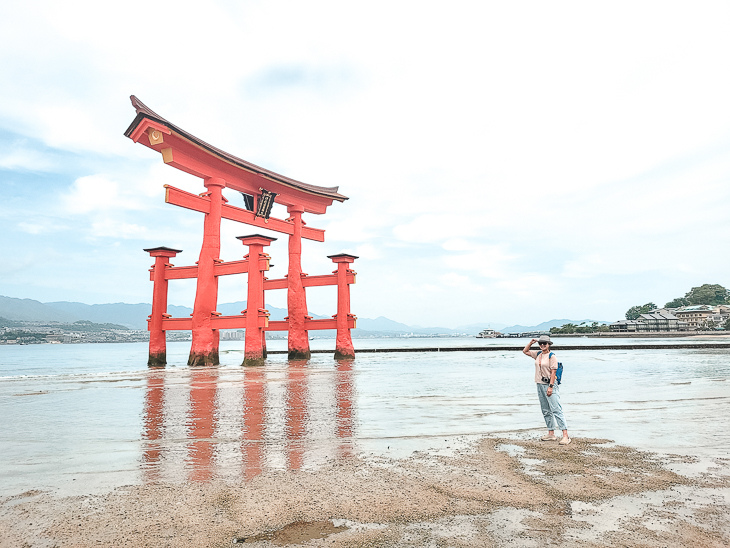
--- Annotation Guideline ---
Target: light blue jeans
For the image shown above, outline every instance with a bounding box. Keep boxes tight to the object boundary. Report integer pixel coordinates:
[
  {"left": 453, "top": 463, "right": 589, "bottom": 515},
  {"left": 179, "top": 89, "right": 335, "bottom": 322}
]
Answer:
[{"left": 536, "top": 383, "right": 567, "bottom": 431}]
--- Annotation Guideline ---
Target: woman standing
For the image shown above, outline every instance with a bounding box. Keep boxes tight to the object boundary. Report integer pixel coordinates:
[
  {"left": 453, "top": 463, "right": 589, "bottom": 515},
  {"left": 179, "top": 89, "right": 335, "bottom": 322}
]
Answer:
[{"left": 523, "top": 335, "right": 571, "bottom": 445}]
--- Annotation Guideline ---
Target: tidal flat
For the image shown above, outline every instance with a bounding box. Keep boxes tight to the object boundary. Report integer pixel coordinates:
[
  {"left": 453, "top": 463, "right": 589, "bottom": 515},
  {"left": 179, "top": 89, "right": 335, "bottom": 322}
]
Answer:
[
  {"left": 2, "top": 435, "right": 729, "bottom": 546},
  {"left": 1, "top": 338, "right": 729, "bottom": 545}
]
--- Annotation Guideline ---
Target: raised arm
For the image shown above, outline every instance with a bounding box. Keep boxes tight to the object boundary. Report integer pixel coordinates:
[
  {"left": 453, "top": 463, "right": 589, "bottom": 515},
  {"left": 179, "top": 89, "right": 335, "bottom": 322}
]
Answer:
[{"left": 523, "top": 338, "right": 538, "bottom": 356}]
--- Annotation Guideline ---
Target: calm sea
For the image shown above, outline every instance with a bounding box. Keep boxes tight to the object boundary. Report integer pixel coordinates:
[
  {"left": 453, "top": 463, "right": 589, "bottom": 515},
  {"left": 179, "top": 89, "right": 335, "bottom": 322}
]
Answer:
[{"left": 1, "top": 336, "right": 728, "bottom": 496}]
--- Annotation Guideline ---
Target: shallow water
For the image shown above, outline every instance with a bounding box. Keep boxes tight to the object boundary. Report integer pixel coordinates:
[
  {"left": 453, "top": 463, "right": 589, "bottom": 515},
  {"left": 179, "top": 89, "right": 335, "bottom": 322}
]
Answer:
[{"left": 1, "top": 337, "right": 728, "bottom": 496}]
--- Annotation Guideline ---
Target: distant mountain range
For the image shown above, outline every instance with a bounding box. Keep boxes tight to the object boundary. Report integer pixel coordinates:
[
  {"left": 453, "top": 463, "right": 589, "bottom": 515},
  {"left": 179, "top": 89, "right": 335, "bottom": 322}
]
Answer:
[{"left": 0, "top": 295, "right": 607, "bottom": 336}]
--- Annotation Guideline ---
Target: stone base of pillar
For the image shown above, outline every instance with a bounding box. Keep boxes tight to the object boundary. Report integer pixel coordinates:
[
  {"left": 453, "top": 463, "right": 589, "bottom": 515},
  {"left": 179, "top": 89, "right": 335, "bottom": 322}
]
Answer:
[
  {"left": 187, "top": 350, "right": 220, "bottom": 366},
  {"left": 242, "top": 347, "right": 267, "bottom": 366},
  {"left": 148, "top": 352, "right": 167, "bottom": 367},
  {"left": 334, "top": 348, "right": 355, "bottom": 360},
  {"left": 288, "top": 349, "right": 312, "bottom": 360}
]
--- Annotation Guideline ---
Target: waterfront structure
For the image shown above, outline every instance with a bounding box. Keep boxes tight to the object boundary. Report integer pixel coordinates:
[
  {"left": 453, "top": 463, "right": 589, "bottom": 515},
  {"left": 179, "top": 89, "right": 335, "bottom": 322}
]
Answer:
[
  {"left": 610, "top": 310, "right": 683, "bottom": 332},
  {"left": 638, "top": 310, "right": 682, "bottom": 331},
  {"left": 610, "top": 305, "right": 730, "bottom": 332},
  {"left": 673, "top": 305, "right": 715, "bottom": 330},
  {"left": 126, "top": 97, "right": 357, "bottom": 366},
  {"left": 609, "top": 320, "right": 643, "bottom": 333},
  {"left": 708, "top": 305, "right": 730, "bottom": 328}
]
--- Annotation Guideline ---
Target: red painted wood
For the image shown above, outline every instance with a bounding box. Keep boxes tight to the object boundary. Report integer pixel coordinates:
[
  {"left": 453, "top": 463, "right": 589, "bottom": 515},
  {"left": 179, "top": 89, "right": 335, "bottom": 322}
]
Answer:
[
  {"left": 188, "top": 178, "right": 225, "bottom": 366},
  {"left": 286, "top": 207, "right": 310, "bottom": 359},
  {"left": 126, "top": 97, "right": 347, "bottom": 213},
  {"left": 165, "top": 185, "right": 326, "bottom": 242},
  {"left": 160, "top": 315, "right": 356, "bottom": 332},
  {"left": 330, "top": 254, "right": 358, "bottom": 359},
  {"left": 154, "top": 259, "right": 251, "bottom": 282},
  {"left": 128, "top": 119, "right": 170, "bottom": 144},
  {"left": 160, "top": 265, "right": 198, "bottom": 280},
  {"left": 160, "top": 317, "right": 193, "bottom": 330},
  {"left": 266, "top": 318, "right": 356, "bottom": 331},
  {"left": 262, "top": 277, "right": 288, "bottom": 291},
  {"left": 239, "top": 235, "right": 275, "bottom": 364},
  {"left": 262, "top": 272, "right": 355, "bottom": 290},
  {"left": 158, "top": 142, "right": 336, "bottom": 214},
  {"left": 131, "top": 99, "right": 357, "bottom": 364},
  {"left": 213, "top": 259, "right": 250, "bottom": 277},
  {"left": 210, "top": 314, "right": 265, "bottom": 330},
  {"left": 145, "top": 247, "right": 181, "bottom": 366}
]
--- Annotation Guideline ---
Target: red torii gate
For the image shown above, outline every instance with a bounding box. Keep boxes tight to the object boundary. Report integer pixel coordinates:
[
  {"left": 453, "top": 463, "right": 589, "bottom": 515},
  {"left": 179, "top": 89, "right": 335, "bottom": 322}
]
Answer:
[{"left": 124, "top": 96, "right": 357, "bottom": 366}]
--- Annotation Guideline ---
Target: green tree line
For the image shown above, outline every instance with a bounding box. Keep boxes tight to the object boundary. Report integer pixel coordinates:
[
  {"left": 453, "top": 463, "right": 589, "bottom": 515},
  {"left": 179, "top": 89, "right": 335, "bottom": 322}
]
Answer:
[
  {"left": 663, "top": 283, "right": 730, "bottom": 308},
  {"left": 551, "top": 322, "right": 610, "bottom": 334}
]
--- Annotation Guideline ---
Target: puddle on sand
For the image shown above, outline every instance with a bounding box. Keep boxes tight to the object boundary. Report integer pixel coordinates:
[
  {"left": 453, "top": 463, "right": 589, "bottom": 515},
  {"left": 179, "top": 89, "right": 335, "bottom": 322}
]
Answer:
[
  {"left": 568, "top": 485, "right": 730, "bottom": 542},
  {"left": 233, "top": 520, "right": 348, "bottom": 545},
  {"left": 496, "top": 443, "right": 546, "bottom": 476}
]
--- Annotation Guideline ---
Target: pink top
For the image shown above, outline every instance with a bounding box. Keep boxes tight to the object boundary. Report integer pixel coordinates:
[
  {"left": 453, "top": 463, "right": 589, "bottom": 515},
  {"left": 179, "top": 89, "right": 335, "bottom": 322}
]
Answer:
[{"left": 527, "top": 350, "right": 558, "bottom": 384}]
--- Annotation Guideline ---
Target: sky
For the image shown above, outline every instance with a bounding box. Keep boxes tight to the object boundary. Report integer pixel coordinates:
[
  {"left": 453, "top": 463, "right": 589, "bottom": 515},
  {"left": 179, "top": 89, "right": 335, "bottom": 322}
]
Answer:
[{"left": 1, "top": 1, "right": 730, "bottom": 328}]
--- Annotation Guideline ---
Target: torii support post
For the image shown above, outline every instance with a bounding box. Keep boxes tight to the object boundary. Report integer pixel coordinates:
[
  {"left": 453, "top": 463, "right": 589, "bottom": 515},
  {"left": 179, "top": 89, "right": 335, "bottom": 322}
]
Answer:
[
  {"left": 239, "top": 235, "right": 275, "bottom": 366},
  {"left": 329, "top": 254, "right": 358, "bottom": 359},
  {"left": 145, "top": 246, "right": 182, "bottom": 367},
  {"left": 188, "top": 177, "right": 225, "bottom": 366},
  {"left": 287, "top": 206, "right": 311, "bottom": 360}
]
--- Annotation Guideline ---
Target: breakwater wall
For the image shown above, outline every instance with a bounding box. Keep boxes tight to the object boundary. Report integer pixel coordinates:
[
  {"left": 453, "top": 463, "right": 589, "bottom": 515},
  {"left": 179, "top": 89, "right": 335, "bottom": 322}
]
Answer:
[{"left": 267, "top": 343, "right": 730, "bottom": 354}]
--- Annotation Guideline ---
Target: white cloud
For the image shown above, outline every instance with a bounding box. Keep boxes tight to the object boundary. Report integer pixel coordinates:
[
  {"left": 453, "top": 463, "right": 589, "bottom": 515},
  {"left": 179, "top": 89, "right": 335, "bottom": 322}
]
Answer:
[
  {"left": 496, "top": 274, "right": 557, "bottom": 300},
  {"left": 2, "top": 1, "right": 730, "bottom": 324},
  {"left": 16, "top": 221, "right": 63, "bottom": 235},
  {"left": 439, "top": 272, "right": 484, "bottom": 293},
  {"left": 351, "top": 243, "right": 381, "bottom": 261},
  {"left": 0, "top": 146, "right": 55, "bottom": 172},
  {"left": 62, "top": 175, "right": 125, "bottom": 214},
  {"left": 89, "top": 219, "right": 149, "bottom": 240},
  {"left": 61, "top": 167, "right": 171, "bottom": 216},
  {"left": 452, "top": 246, "right": 521, "bottom": 280}
]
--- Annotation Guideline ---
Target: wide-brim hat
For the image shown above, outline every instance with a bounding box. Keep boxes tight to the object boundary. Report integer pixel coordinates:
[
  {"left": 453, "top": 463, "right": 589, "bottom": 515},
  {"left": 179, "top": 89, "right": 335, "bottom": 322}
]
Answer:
[{"left": 537, "top": 335, "right": 552, "bottom": 345}]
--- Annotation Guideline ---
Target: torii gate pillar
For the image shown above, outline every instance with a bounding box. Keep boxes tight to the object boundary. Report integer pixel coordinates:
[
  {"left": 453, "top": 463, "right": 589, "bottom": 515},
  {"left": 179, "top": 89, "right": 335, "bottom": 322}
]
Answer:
[
  {"left": 330, "top": 254, "right": 358, "bottom": 360},
  {"left": 239, "top": 235, "right": 275, "bottom": 366},
  {"left": 287, "top": 206, "right": 311, "bottom": 360},
  {"left": 145, "top": 246, "right": 182, "bottom": 367},
  {"left": 188, "top": 177, "right": 225, "bottom": 366}
]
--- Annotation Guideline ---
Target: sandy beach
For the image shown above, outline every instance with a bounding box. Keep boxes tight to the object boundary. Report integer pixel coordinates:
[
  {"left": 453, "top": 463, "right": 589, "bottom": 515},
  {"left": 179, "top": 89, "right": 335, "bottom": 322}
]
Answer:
[
  {"left": 2, "top": 340, "right": 729, "bottom": 546},
  {"left": 2, "top": 433, "right": 729, "bottom": 547}
]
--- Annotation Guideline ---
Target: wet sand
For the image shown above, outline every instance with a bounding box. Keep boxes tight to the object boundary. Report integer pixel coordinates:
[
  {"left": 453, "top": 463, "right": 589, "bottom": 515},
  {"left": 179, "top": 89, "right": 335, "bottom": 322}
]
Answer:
[{"left": 2, "top": 434, "right": 728, "bottom": 547}]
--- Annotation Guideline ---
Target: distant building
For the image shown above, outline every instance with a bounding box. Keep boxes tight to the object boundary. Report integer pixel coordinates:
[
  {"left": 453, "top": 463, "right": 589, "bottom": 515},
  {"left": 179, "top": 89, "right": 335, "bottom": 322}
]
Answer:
[
  {"left": 220, "top": 330, "right": 245, "bottom": 341},
  {"left": 638, "top": 310, "right": 682, "bottom": 331},
  {"left": 708, "top": 305, "right": 730, "bottom": 328},
  {"left": 609, "top": 320, "right": 643, "bottom": 332},
  {"left": 610, "top": 310, "right": 683, "bottom": 332},
  {"left": 673, "top": 305, "right": 714, "bottom": 330},
  {"left": 612, "top": 305, "right": 730, "bottom": 332}
]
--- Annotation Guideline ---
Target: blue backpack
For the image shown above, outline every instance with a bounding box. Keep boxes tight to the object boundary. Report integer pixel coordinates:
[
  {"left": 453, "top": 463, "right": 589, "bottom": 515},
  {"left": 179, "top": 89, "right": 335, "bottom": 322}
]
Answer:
[{"left": 537, "top": 350, "right": 563, "bottom": 385}]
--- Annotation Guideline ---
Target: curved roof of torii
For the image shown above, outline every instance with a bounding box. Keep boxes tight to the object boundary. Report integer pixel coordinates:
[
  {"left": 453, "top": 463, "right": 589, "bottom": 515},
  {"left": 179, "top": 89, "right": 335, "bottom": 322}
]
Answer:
[{"left": 124, "top": 96, "right": 348, "bottom": 211}]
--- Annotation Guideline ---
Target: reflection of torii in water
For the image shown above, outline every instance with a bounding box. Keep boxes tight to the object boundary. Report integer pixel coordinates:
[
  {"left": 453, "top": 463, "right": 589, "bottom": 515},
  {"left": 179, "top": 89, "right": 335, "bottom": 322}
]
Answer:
[
  {"left": 125, "top": 96, "right": 357, "bottom": 366},
  {"left": 140, "top": 362, "right": 356, "bottom": 482}
]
